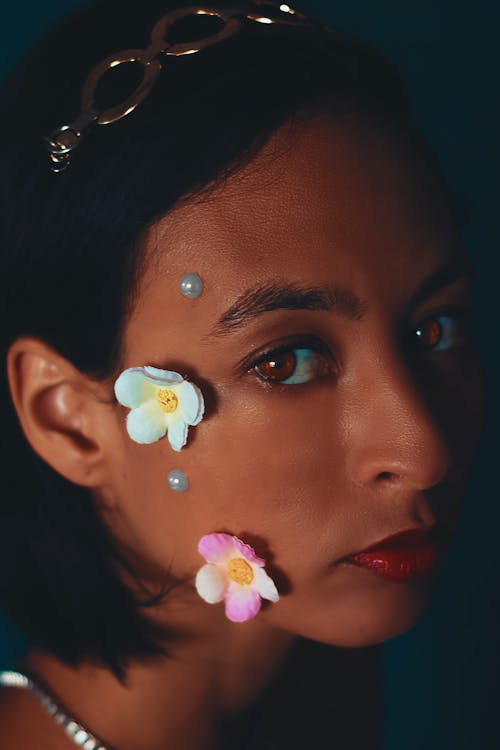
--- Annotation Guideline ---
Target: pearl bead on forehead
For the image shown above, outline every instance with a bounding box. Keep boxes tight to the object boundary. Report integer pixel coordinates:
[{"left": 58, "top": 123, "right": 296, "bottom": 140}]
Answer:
[{"left": 179, "top": 272, "right": 203, "bottom": 299}]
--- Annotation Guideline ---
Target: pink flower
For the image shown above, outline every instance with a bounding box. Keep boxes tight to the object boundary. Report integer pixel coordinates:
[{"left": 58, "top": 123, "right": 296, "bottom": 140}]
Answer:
[{"left": 195, "top": 533, "right": 279, "bottom": 622}]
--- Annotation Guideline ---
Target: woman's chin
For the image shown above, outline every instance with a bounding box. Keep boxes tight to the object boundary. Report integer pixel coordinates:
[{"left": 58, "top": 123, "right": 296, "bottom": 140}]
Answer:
[
  {"left": 265, "top": 569, "right": 436, "bottom": 647},
  {"left": 312, "top": 603, "right": 429, "bottom": 648}
]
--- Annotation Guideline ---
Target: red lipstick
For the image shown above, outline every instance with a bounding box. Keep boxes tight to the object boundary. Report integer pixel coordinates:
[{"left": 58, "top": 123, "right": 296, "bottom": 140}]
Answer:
[{"left": 344, "top": 527, "right": 444, "bottom": 583}]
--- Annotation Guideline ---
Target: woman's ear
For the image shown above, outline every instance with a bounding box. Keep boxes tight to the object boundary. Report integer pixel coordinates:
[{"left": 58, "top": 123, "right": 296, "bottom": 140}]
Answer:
[{"left": 6, "top": 336, "right": 118, "bottom": 489}]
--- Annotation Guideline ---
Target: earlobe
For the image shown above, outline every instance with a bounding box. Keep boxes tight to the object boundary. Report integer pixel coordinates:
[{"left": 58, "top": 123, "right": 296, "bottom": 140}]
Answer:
[{"left": 6, "top": 337, "right": 114, "bottom": 488}]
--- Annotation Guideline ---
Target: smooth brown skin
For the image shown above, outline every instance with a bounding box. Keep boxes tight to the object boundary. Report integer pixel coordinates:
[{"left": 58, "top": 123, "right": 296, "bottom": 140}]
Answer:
[{"left": 1, "top": 114, "right": 486, "bottom": 749}]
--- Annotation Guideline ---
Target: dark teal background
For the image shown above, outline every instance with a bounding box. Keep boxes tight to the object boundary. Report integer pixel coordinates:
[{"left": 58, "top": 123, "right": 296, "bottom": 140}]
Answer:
[{"left": 1, "top": 2, "right": 498, "bottom": 747}]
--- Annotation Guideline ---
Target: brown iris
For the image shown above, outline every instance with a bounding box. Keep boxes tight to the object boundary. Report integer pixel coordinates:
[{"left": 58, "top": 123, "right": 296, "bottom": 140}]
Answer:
[
  {"left": 255, "top": 350, "right": 296, "bottom": 381},
  {"left": 416, "top": 317, "right": 442, "bottom": 348}
]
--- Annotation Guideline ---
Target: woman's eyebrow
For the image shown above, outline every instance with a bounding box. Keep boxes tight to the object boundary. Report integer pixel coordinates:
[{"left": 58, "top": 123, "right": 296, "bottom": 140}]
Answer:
[
  {"left": 406, "top": 250, "right": 475, "bottom": 311},
  {"left": 208, "top": 283, "right": 367, "bottom": 338},
  {"left": 207, "top": 251, "right": 475, "bottom": 339}
]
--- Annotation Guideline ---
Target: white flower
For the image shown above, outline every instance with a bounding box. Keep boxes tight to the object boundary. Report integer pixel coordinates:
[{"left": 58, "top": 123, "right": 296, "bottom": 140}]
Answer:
[{"left": 114, "top": 366, "right": 204, "bottom": 451}]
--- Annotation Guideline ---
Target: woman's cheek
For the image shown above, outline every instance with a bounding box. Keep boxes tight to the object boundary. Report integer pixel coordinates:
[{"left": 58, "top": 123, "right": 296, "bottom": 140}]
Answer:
[{"left": 114, "top": 378, "right": 340, "bottom": 586}]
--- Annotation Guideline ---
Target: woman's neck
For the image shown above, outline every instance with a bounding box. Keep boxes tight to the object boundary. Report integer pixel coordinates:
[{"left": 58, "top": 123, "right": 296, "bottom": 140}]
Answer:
[{"left": 17, "top": 616, "right": 294, "bottom": 750}]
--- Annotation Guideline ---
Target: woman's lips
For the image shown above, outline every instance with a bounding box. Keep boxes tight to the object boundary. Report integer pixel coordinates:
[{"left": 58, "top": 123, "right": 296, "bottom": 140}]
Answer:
[{"left": 343, "top": 526, "right": 445, "bottom": 583}]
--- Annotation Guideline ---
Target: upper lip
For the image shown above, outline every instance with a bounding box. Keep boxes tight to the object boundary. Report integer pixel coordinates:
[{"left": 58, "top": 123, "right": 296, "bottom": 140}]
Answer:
[{"left": 346, "top": 524, "right": 445, "bottom": 557}]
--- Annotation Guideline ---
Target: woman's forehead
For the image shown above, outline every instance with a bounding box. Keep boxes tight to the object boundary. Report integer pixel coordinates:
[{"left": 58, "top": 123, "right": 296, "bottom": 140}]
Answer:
[
  {"left": 124, "top": 115, "right": 459, "bottom": 358},
  {"left": 140, "top": 116, "right": 456, "bottom": 286}
]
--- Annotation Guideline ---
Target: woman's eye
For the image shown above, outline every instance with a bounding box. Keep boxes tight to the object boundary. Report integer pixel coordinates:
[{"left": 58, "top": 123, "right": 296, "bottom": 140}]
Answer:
[
  {"left": 252, "top": 346, "right": 330, "bottom": 385},
  {"left": 414, "top": 308, "right": 471, "bottom": 351}
]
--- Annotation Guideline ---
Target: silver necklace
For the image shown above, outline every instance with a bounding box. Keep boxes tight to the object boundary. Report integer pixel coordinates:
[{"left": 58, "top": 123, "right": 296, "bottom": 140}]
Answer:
[{"left": 0, "top": 670, "right": 109, "bottom": 750}]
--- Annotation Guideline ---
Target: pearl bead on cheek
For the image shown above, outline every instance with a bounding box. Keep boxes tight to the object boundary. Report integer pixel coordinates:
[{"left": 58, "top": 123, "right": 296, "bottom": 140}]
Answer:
[
  {"left": 179, "top": 272, "right": 203, "bottom": 299},
  {"left": 167, "top": 469, "right": 189, "bottom": 492}
]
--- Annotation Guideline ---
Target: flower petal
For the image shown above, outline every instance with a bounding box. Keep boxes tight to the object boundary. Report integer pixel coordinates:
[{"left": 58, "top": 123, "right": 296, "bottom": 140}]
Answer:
[
  {"left": 195, "top": 564, "right": 228, "bottom": 604},
  {"left": 177, "top": 381, "right": 205, "bottom": 426},
  {"left": 114, "top": 368, "right": 156, "bottom": 408},
  {"left": 198, "top": 533, "right": 236, "bottom": 564},
  {"left": 126, "top": 400, "right": 167, "bottom": 444},
  {"left": 225, "top": 584, "right": 261, "bottom": 622},
  {"left": 233, "top": 537, "right": 265, "bottom": 567},
  {"left": 143, "top": 366, "right": 184, "bottom": 386},
  {"left": 253, "top": 567, "right": 280, "bottom": 603},
  {"left": 167, "top": 418, "right": 188, "bottom": 452}
]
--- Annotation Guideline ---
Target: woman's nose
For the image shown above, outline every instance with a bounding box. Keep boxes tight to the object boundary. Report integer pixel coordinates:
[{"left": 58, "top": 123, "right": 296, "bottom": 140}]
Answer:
[{"left": 345, "top": 350, "right": 453, "bottom": 491}]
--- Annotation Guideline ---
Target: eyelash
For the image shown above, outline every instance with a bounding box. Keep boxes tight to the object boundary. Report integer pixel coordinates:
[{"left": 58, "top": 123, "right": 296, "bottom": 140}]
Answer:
[{"left": 247, "top": 305, "right": 472, "bottom": 386}]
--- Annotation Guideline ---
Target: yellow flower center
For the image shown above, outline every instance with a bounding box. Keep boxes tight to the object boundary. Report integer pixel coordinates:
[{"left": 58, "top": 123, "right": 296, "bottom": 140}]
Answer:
[
  {"left": 227, "top": 558, "right": 254, "bottom": 586},
  {"left": 156, "top": 388, "right": 178, "bottom": 413}
]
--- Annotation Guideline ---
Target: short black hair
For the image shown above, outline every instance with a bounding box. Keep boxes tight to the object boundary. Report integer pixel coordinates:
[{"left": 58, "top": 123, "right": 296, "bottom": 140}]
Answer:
[{"left": 0, "top": 0, "right": 416, "bottom": 678}]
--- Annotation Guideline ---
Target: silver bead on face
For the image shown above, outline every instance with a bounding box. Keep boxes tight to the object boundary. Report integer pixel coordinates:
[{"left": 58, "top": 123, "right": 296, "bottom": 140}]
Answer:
[
  {"left": 179, "top": 272, "right": 203, "bottom": 299},
  {"left": 167, "top": 469, "right": 189, "bottom": 492}
]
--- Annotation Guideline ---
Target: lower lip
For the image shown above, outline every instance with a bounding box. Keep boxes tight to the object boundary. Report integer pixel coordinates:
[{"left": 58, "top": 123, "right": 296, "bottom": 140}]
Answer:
[{"left": 345, "top": 543, "right": 440, "bottom": 583}]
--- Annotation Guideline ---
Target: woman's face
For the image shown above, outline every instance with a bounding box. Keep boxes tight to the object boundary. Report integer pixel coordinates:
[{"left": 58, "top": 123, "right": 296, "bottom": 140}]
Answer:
[{"left": 107, "top": 114, "right": 485, "bottom": 646}]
